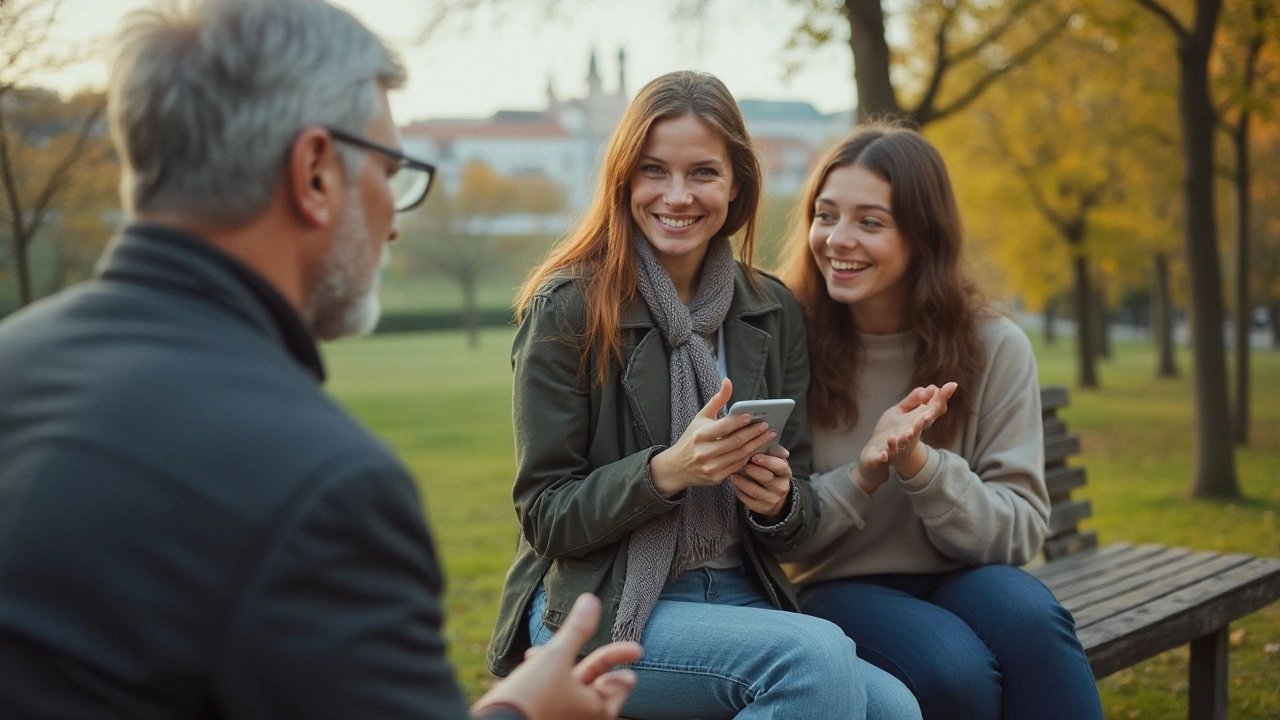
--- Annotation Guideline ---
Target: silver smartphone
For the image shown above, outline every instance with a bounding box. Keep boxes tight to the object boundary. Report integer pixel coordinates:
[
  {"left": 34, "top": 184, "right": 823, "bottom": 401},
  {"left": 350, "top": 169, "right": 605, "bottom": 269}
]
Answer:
[{"left": 726, "top": 398, "right": 795, "bottom": 453}]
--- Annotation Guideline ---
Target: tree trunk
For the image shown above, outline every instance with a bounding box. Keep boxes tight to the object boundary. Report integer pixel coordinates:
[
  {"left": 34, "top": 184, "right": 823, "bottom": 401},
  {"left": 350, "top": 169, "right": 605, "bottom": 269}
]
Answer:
[
  {"left": 14, "top": 235, "right": 32, "bottom": 307},
  {"left": 844, "top": 0, "right": 902, "bottom": 124},
  {"left": 461, "top": 272, "right": 480, "bottom": 350},
  {"left": 1073, "top": 254, "right": 1098, "bottom": 388},
  {"left": 1270, "top": 299, "right": 1280, "bottom": 349},
  {"left": 1093, "top": 287, "right": 1112, "bottom": 360},
  {"left": 1153, "top": 251, "right": 1178, "bottom": 378},
  {"left": 1177, "top": 1, "right": 1239, "bottom": 497},
  {"left": 1231, "top": 122, "right": 1250, "bottom": 445},
  {"left": 1043, "top": 299, "right": 1057, "bottom": 346}
]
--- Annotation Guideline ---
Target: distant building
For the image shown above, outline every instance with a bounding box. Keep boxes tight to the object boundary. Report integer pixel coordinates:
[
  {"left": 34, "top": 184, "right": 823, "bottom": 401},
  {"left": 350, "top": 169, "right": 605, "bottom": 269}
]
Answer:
[
  {"left": 739, "top": 100, "right": 852, "bottom": 195},
  {"left": 401, "top": 49, "right": 852, "bottom": 229},
  {"left": 402, "top": 48, "right": 628, "bottom": 215}
]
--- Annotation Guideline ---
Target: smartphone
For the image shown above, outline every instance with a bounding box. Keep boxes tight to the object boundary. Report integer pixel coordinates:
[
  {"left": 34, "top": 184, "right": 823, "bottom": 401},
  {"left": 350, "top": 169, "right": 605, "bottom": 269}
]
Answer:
[{"left": 726, "top": 398, "right": 795, "bottom": 453}]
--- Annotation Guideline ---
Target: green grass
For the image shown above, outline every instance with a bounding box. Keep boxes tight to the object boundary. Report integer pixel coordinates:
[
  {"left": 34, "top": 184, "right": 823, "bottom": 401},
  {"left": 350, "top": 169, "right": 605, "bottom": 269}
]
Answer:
[{"left": 323, "top": 329, "right": 1280, "bottom": 716}]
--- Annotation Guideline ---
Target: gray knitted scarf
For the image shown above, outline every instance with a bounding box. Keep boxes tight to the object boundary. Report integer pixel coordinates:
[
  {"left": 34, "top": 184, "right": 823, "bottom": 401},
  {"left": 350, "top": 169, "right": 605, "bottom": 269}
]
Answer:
[{"left": 613, "top": 232, "right": 739, "bottom": 643}]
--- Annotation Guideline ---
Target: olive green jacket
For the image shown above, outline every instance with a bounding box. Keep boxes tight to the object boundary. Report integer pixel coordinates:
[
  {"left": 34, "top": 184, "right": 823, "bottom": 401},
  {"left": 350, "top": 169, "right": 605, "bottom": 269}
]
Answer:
[{"left": 486, "top": 263, "right": 818, "bottom": 677}]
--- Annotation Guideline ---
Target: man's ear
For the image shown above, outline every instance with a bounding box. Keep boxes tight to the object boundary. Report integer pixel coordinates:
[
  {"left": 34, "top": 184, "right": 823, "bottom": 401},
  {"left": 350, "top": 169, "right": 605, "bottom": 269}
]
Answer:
[{"left": 288, "top": 127, "right": 344, "bottom": 228}]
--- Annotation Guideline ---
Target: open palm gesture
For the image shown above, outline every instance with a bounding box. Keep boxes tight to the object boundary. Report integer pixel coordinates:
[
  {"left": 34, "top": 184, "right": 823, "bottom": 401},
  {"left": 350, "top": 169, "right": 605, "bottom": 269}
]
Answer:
[{"left": 858, "top": 382, "right": 958, "bottom": 489}]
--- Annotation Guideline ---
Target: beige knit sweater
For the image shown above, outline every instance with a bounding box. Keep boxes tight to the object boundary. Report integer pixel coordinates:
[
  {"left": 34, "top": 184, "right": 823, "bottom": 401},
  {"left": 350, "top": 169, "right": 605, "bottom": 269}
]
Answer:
[{"left": 782, "top": 314, "right": 1050, "bottom": 585}]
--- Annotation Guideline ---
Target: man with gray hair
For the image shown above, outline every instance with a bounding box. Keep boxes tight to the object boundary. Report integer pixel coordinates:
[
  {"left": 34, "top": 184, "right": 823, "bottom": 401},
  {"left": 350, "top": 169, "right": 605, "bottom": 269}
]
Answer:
[{"left": 0, "top": 1, "right": 640, "bottom": 718}]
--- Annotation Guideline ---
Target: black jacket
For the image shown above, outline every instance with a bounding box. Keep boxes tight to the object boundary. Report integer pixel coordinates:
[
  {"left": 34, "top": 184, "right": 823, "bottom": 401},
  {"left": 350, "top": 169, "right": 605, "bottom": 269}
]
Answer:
[{"left": 0, "top": 225, "right": 503, "bottom": 719}]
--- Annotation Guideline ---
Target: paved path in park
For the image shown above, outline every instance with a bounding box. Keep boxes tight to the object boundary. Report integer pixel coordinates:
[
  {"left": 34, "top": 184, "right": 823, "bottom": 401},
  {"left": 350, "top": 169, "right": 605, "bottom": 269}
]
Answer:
[{"left": 1014, "top": 313, "right": 1277, "bottom": 350}]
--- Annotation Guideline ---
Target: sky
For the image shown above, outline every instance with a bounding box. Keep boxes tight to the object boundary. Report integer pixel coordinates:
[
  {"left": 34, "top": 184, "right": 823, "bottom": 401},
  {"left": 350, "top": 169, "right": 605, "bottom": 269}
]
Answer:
[{"left": 37, "top": 0, "right": 857, "bottom": 124}]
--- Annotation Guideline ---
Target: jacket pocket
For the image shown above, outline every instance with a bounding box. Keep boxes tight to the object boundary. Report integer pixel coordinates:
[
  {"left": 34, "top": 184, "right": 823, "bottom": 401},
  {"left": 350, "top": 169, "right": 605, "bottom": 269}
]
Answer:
[{"left": 541, "top": 547, "right": 615, "bottom": 628}]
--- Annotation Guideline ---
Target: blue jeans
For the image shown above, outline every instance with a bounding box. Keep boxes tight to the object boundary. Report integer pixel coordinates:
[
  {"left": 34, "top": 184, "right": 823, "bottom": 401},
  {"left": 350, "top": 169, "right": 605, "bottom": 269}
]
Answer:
[
  {"left": 528, "top": 566, "right": 921, "bottom": 719},
  {"left": 800, "top": 565, "right": 1103, "bottom": 720}
]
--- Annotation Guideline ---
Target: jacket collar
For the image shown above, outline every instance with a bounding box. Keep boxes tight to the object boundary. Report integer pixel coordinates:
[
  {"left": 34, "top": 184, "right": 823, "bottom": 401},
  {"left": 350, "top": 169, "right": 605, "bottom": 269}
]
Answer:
[
  {"left": 98, "top": 223, "right": 326, "bottom": 382},
  {"left": 619, "top": 262, "right": 781, "bottom": 329}
]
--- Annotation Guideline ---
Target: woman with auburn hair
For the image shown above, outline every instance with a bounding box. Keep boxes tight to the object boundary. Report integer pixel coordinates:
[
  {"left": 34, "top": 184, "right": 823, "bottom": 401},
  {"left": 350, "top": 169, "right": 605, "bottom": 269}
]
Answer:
[
  {"left": 486, "top": 72, "right": 920, "bottom": 719},
  {"left": 777, "top": 126, "right": 1103, "bottom": 720}
]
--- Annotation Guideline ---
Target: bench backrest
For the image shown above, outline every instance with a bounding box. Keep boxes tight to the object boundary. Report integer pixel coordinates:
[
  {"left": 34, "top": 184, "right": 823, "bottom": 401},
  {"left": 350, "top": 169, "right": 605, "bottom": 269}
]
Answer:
[{"left": 1041, "top": 386, "right": 1096, "bottom": 561}]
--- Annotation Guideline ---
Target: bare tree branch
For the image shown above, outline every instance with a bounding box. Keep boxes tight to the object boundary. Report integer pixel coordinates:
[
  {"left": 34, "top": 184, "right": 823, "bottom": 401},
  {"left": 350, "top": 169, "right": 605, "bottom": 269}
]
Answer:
[
  {"left": 947, "top": 0, "right": 1039, "bottom": 65},
  {"left": 0, "top": 114, "right": 24, "bottom": 250},
  {"left": 0, "top": 0, "right": 66, "bottom": 88},
  {"left": 1132, "top": 0, "right": 1188, "bottom": 38},
  {"left": 413, "top": 0, "right": 570, "bottom": 46},
  {"left": 919, "top": 11, "right": 1072, "bottom": 125},
  {"left": 913, "top": 1, "right": 961, "bottom": 123},
  {"left": 22, "top": 100, "right": 105, "bottom": 237}
]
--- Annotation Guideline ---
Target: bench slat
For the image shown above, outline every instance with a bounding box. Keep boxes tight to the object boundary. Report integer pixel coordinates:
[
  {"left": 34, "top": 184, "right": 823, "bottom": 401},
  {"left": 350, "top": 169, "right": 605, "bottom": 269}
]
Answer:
[
  {"left": 1035, "top": 543, "right": 1174, "bottom": 586},
  {"left": 1063, "top": 551, "right": 1221, "bottom": 612},
  {"left": 1041, "top": 386, "right": 1069, "bottom": 412},
  {"left": 1042, "top": 531, "right": 1098, "bottom": 561},
  {"left": 1070, "top": 553, "right": 1255, "bottom": 629},
  {"left": 1045, "top": 465, "right": 1086, "bottom": 499},
  {"left": 1049, "top": 546, "right": 1193, "bottom": 602},
  {"left": 1075, "top": 557, "right": 1280, "bottom": 679},
  {"left": 1048, "top": 499, "right": 1092, "bottom": 536},
  {"left": 1044, "top": 434, "right": 1081, "bottom": 467},
  {"left": 1032, "top": 542, "right": 1135, "bottom": 582},
  {"left": 1043, "top": 417, "right": 1067, "bottom": 440}
]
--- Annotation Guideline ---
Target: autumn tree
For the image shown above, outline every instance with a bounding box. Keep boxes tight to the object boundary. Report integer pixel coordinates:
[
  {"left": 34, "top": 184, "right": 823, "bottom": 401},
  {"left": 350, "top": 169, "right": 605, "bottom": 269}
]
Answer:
[
  {"left": 1079, "top": 8, "right": 1186, "bottom": 380},
  {"left": 400, "top": 161, "right": 565, "bottom": 348},
  {"left": 0, "top": 0, "right": 108, "bottom": 309},
  {"left": 1121, "top": 0, "right": 1237, "bottom": 498},
  {"left": 1213, "top": 0, "right": 1278, "bottom": 445},
  {"left": 940, "top": 15, "right": 1182, "bottom": 389}
]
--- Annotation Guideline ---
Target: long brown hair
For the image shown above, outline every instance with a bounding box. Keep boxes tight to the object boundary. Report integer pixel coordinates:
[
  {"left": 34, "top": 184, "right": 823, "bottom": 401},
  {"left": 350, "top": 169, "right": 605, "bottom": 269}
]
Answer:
[
  {"left": 778, "top": 126, "right": 985, "bottom": 444},
  {"left": 515, "top": 70, "right": 763, "bottom": 386}
]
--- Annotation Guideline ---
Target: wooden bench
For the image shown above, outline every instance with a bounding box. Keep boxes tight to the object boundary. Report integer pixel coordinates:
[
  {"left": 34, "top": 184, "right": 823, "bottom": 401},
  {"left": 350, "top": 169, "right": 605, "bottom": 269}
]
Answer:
[{"left": 1029, "top": 386, "right": 1280, "bottom": 720}]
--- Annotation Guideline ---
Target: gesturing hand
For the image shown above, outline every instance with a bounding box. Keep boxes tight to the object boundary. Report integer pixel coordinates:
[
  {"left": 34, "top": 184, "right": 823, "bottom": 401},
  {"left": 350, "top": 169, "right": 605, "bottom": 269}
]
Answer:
[
  {"left": 856, "top": 382, "right": 958, "bottom": 491},
  {"left": 473, "top": 593, "right": 643, "bottom": 720},
  {"left": 648, "top": 379, "right": 779, "bottom": 499}
]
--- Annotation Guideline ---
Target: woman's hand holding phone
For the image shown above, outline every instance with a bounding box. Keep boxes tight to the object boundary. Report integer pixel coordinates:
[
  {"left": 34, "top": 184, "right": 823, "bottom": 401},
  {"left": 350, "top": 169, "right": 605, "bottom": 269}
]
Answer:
[
  {"left": 648, "top": 379, "right": 779, "bottom": 499},
  {"left": 729, "top": 444, "right": 793, "bottom": 524}
]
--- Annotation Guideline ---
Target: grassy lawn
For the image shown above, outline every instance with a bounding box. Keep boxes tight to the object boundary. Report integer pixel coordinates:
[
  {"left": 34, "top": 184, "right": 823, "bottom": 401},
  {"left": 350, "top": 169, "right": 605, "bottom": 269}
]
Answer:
[{"left": 323, "top": 328, "right": 1280, "bottom": 717}]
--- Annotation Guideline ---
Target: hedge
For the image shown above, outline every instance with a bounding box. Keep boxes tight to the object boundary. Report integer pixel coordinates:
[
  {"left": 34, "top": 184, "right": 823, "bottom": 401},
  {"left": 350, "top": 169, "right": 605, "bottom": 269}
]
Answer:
[{"left": 373, "top": 307, "right": 516, "bottom": 334}]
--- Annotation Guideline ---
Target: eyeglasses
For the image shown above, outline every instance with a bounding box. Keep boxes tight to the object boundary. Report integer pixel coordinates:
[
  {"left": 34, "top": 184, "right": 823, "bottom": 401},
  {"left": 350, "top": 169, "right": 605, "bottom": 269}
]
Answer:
[{"left": 325, "top": 127, "right": 436, "bottom": 213}]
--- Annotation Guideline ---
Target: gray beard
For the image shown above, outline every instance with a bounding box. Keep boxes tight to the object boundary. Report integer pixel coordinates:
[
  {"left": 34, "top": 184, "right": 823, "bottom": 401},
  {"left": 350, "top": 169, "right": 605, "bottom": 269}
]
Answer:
[{"left": 307, "top": 189, "right": 385, "bottom": 341}]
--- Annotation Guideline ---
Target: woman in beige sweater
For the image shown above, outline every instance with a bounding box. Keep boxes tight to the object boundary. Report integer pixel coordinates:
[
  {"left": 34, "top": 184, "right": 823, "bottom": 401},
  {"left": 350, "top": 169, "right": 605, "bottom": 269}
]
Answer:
[{"left": 777, "top": 126, "right": 1102, "bottom": 720}]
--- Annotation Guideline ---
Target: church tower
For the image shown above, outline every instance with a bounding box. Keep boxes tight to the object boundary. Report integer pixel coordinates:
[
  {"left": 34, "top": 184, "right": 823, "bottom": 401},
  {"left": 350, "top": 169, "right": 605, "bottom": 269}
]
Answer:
[
  {"left": 617, "top": 47, "right": 627, "bottom": 98},
  {"left": 587, "top": 48, "right": 602, "bottom": 97}
]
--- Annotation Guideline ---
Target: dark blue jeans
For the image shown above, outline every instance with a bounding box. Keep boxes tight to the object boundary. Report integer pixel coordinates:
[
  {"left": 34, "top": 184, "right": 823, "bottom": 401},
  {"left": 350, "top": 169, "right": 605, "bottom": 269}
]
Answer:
[{"left": 800, "top": 565, "right": 1103, "bottom": 720}]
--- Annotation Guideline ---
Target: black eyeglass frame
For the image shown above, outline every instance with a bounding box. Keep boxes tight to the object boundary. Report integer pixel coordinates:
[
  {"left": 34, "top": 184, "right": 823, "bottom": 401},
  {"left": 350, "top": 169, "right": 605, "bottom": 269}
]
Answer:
[{"left": 325, "top": 127, "right": 437, "bottom": 212}]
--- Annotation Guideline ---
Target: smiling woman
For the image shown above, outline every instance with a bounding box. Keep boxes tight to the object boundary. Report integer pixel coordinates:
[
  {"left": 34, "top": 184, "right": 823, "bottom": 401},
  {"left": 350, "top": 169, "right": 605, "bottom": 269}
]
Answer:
[
  {"left": 628, "top": 114, "right": 739, "bottom": 300},
  {"left": 778, "top": 125, "right": 1104, "bottom": 720},
  {"left": 486, "top": 71, "right": 922, "bottom": 720}
]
